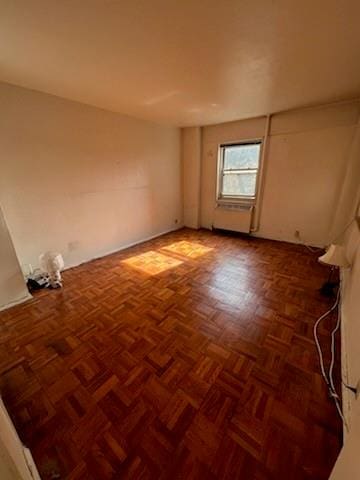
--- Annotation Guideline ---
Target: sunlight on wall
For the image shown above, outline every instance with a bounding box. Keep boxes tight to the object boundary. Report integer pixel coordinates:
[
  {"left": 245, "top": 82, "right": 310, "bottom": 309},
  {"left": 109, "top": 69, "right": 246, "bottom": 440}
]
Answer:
[
  {"left": 161, "top": 241, "right": 213, "bottom": 258},
  {"left": 121, "top": 250, "right": 183, "bottom": 275}
]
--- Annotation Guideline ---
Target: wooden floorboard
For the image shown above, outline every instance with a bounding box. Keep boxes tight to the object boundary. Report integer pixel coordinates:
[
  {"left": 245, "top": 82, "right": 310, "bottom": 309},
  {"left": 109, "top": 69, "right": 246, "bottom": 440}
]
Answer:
[{"left": 0, "top": 228, "right": 342, "bottom": 479}]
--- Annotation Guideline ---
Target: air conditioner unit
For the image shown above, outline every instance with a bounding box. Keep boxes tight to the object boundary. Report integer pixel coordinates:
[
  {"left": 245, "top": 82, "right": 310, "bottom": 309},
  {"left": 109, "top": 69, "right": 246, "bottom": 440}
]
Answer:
[{"left": 213, "top": 204, "right": 254, "bottom": 234}]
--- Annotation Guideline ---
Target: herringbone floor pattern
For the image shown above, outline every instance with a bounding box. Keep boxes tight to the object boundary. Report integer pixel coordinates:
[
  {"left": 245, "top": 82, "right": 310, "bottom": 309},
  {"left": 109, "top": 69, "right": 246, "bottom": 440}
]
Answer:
[{"left": 0, "top": 229, "right": 342, "bottom": 479}]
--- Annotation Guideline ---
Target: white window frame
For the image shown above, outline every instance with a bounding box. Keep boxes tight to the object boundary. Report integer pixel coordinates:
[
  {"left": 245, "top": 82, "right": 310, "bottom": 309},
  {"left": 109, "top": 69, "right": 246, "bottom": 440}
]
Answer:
[{"left": 216, "top": 140, "right": 263, "bottom": 205}]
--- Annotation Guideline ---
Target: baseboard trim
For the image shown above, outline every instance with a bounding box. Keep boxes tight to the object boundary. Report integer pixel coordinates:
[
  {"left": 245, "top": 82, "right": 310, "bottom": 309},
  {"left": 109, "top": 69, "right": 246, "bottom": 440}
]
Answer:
[
  {"left": 251, "top": 231, "right": 325, "bottom": 248},
  {"left": 202, "top": 225, "right": 325, "bottom": 248},
  {"left": 1, "top": 226, "right": 183, "bottom": 312},
  {"left": 64, "top": 225, "right": 184, "bottom": 271},
  {"left": 0, "top": 292, "right": 33, "bottom": 312}
]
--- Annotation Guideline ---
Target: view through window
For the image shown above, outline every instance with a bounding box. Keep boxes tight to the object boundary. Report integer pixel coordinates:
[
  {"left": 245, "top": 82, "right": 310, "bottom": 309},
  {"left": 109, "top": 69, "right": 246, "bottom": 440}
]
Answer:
[{"left": 218, "top": 142, "right": 262, "bottom": 202}]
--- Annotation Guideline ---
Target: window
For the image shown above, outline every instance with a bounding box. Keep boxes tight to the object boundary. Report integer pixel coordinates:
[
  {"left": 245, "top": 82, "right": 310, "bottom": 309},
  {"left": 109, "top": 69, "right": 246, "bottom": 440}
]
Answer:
[{"left": 217, "top": 141, "right": 262, "bottom": 203}]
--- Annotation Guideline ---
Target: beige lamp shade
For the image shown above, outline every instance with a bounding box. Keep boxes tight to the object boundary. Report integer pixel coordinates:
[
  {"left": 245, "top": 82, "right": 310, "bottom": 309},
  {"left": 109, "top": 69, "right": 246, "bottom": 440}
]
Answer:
[{"left": 318, "top": 244, "right": 350, "bottom": 268}]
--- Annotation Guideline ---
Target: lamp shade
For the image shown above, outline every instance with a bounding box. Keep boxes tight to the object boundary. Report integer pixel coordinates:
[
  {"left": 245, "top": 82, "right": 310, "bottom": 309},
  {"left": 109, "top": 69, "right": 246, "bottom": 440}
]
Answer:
[{"left": 318, "top": 244, "right": 350, "bottom": 268}]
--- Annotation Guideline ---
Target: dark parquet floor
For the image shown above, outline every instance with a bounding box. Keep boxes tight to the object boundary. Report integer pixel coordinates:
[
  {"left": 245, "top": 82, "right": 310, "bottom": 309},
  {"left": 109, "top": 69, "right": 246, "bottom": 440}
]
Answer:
[{"left": 0, "top": 228, "right": 342, "bottom": 479}]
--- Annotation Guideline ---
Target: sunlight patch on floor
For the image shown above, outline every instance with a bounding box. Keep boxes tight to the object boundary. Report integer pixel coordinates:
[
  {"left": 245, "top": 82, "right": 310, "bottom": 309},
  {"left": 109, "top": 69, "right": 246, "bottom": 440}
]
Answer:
[
  {"left": 161, "top": 240, "right": 213, "bottom": 259},
  {"left": 121, "top": 250, "right": 183, "bottom": 275}
]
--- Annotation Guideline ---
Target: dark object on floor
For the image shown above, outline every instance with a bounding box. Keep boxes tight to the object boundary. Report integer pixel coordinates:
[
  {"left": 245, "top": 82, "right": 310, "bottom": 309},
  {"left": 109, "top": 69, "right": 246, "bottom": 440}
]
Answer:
[
  {"left": 320, "top": 266, "right": 339, "bottom": 297},
  {"left": 26, "top": 273, "right": 49, "bottom": 291},
  {"left": 320, "top": 280, "right": 339, "bottom": 297}
]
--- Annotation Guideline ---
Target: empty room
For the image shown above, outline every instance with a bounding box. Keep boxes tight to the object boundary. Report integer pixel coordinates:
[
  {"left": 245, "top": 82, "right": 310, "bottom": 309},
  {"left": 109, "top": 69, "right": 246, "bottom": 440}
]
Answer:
[{"left": 1, "top": 1, "right": 360, "bottom": 479}]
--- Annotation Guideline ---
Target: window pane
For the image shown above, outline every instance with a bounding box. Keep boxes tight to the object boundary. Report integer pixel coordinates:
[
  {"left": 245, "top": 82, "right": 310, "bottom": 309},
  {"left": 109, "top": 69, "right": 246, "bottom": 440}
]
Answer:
[
  {"left": 223, "top": 144, "right": 260, "bottom": 170},
  {"left": 222, "top": 172, "right": 257, "bottom": 197}
]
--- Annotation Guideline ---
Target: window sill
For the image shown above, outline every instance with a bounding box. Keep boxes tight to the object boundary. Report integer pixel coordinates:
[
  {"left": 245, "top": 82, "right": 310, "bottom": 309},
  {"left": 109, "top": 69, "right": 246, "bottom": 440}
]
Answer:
[{"left": 217, "top": 197, "right": 255, "bottom": 207}]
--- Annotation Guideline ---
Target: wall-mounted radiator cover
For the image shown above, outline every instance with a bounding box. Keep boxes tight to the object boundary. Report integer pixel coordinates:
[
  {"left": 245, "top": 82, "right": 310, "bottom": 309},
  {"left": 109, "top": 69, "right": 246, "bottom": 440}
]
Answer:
[{"left": 213, "top": 204, "right": 253, "bottom": 233}]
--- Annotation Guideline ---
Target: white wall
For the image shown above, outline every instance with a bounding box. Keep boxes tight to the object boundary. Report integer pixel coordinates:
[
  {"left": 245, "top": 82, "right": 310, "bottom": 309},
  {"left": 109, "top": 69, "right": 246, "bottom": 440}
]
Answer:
[
  {"left": 331, "top": 120, "right": 360, "bottom": 433},
  {"left": 182, "top": 127, "right": 201, "bottom": 229},
  {"left": 330, "top": 394, "right": 360, "bottom": 479},
  {"left": 0, "top": 398, "right": 40, "bottom": 480},
  {"left": 195, "top": 102, "right": 360, "bottom": 246},
  {"left": 339, "top": 145, "right": 360, "bottom": 428},
  {"left": 0, "top": 206, "right": 29, "bottom": 311},
  {"left": 342, "top": 222, "right": 360, "bottom": 414},
  {"left": 328, "top": 110, "right": 360, "bottom": 475},
  {"left": 0, "top": 436, "right": 21, "bottom": 480},
  {"left": 331, "top": 120, "right": 360, "bottom": 240},
  {"left": 330, "top": 193, "right": 360, "bottom": 478},
  {"left": 0, "top": 83, "right": 182, "bottom": 270}
]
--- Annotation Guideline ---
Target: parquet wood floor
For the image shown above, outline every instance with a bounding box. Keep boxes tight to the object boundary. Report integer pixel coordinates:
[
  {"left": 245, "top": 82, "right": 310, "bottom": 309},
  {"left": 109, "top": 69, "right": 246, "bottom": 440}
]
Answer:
[{"left": 0, "top": 228, "right": 342, "bottom": 479}]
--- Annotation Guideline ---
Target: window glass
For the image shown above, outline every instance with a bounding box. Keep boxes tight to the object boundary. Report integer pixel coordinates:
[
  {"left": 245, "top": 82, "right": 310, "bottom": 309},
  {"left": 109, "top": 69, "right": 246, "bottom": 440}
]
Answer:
[
  {"left": 219, "top": 142, "right": 261, "bottom": 200},
  {"left": 223, "top": 144, "right": 260, "bottom": 170},
  {"left": 222, "top": 172, "right": 257, "bottom": 197}
]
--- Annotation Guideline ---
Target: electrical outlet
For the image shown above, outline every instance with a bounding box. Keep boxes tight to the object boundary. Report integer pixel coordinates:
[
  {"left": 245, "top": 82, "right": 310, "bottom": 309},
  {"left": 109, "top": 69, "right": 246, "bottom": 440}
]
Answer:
[{"left": 356, "top": 379, "right": 360, "bottom": 400}]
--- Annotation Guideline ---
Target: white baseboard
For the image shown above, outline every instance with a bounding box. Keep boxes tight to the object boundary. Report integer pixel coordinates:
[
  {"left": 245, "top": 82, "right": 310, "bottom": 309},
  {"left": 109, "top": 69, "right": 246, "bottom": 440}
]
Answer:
[
  {"left": 23, "top": 446, "right": 41, "bottom": 480},
  {"left": 204, "top": 224, "right": 325, "bottom": 248},
  {"left": 64, "top": 225, "right": 183, "bottom": 271},
  {"left": 0, "top": 226, "right": 183, "bottom": 313},
  {"left": 252, "top": 230, "right": 325, "bottom": 248},
  {"left": 0, "top": 293, "right": 32, "bottom": 312}
]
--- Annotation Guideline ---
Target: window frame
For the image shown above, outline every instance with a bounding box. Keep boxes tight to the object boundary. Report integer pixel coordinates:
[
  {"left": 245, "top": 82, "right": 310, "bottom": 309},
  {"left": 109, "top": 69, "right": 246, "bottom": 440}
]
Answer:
[{"left": 216, "top": 140, "right": 263, "bottom": 205}]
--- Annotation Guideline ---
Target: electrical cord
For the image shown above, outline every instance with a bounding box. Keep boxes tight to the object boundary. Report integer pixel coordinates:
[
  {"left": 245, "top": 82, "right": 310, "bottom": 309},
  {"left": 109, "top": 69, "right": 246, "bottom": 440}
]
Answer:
[
  {"left": 313, "top": 288, "right": 340, "bottom": 383},
  {"left": 296, "top": 232, "right": 322, "bottom": 253},
  {"left": 313, "top": 286, "right": 349, "bottom": 431},
  {"left": 304, "top": 244, "right": 322, "bottom": 253},
  {"left": 312, "top": 198, "right": 359, "bottom": 430}
]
